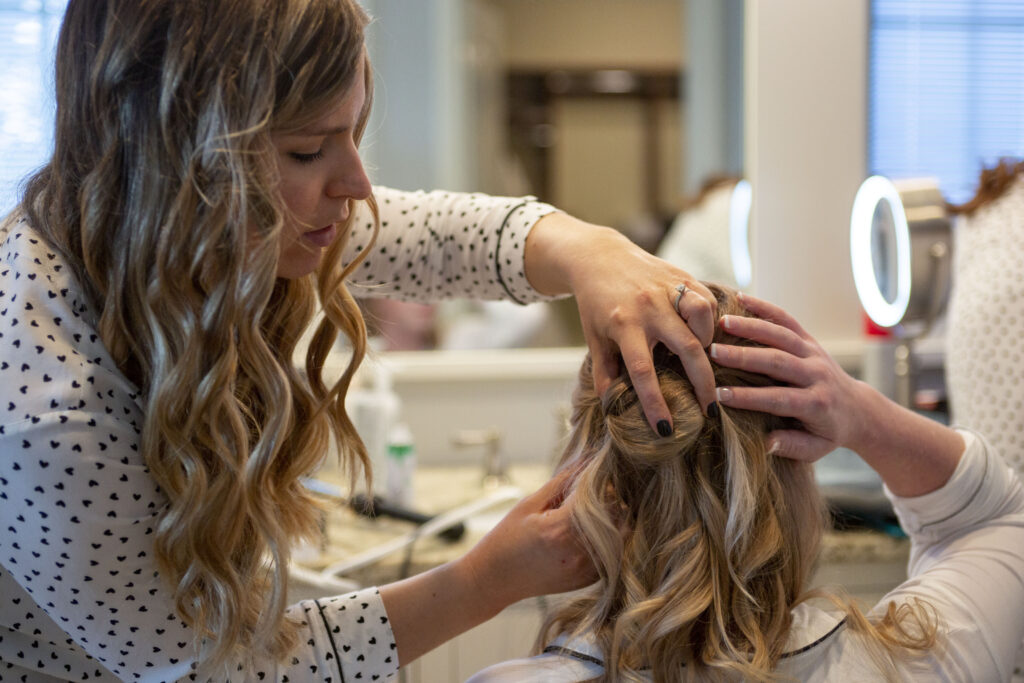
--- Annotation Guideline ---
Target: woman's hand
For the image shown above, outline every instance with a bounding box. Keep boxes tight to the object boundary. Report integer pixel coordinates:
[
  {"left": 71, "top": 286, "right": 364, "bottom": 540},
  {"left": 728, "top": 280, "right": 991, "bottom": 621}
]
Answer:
[
  {"left": 524, "top": 214, "right": 719, "bottom": 435},
  {"left": 707, "top": 292, "right": 871, "bottom": 462},
  {"left": 379, "top": 469, "right": 595, "bottom": 666},
  {"left": 461, "top": 468, "right": 596, "bottom": 607},
  {"left": 709, "top": 293, "right": 964, "bottom": 496}
]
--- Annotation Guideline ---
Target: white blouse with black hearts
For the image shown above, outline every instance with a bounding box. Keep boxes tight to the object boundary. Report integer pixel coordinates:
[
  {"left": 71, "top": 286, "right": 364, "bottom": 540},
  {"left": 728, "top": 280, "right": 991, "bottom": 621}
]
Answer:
[{"left": 0, "top": 188, "right": 559, "bottom": 682}]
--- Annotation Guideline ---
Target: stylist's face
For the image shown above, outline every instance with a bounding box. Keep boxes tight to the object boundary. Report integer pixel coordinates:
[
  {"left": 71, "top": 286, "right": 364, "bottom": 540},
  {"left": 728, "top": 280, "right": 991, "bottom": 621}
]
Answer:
[{"left": 272, "top": 61, "right": 371, "bottom": 279}]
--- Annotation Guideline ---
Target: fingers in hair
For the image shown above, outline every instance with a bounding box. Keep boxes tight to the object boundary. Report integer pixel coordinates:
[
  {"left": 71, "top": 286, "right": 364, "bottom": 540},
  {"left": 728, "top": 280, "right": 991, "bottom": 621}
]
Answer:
[
  {"left": 766, "top": 429, "right": 836, "bottom": 463},
  {"left": 616, "top": 330, "right": 675, "bottom": 433},
  {"left": 678, "top": 281, "right": 717, "bottom": 347},
  {"left": 719, "top": 314, "right": 809, "bottom": 358},
  {"left": 714, "top": 384, "right": 806, "bottom": 419},
  {"left": 589, "top": 344, "right": 620, "bottom": 398},
  {"left": 736, "top": 292, "right": 811, "bottom": 339},
  {"left": 657, "top": 327, "right": 717, "bottom": 417},
  {"left": 710, "top": 343, "right": 812, "bottom": 386}
]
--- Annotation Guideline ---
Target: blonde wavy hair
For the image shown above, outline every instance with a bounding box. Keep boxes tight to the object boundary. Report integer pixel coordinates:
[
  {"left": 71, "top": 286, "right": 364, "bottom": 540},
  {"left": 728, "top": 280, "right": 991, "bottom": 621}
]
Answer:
[
  {"left": 540, "top": 284, "right": 938, "bottom": 682},
  {"left": 19, "top": 0, "right": 376, "bottom": 673}
]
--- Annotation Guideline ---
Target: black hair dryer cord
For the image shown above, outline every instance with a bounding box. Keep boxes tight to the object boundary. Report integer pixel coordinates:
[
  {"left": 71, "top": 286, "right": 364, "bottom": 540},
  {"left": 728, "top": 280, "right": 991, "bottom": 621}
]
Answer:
[{"left": 350, "top": 493, "right": 467, "bottom": 543}]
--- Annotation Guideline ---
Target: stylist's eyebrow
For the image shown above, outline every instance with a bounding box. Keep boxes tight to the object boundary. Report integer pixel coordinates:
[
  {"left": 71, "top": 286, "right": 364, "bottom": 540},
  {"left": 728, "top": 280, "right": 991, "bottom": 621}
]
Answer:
[{"left": 293, "top": 124, "right": 351, "bottom": 136}]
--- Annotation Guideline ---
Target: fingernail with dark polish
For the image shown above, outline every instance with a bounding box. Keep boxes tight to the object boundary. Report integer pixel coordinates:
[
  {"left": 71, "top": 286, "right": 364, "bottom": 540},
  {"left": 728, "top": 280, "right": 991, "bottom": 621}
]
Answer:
[
  {"left": 656, "top": 420, "right": 672, "bottom": 437},
  {"left": 707, "top": 402, "right": 720, "bottom": 419}
]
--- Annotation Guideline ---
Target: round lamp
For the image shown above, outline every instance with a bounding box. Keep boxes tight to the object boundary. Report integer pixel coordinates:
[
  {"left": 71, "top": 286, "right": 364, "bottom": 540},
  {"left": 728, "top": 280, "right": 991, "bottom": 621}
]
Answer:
[
  {"left": 850, "top": 176, "right": 952, "bottom": 334},
  {"left": 849, "top": 175, "right": 953, "bottom": 406}
]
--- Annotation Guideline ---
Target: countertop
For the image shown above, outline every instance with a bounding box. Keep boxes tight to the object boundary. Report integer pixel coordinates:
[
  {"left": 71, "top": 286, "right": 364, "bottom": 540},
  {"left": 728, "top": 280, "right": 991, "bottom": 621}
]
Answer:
[{"left": 296, "top": 463, "right": 909, "bottom": 590}]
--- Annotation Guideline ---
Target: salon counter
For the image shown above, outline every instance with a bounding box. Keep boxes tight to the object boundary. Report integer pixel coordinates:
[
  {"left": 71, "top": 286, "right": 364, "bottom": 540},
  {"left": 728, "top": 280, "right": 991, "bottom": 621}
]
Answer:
[{"left": 296, "top": 462, "right": 908, "bottom": 588}]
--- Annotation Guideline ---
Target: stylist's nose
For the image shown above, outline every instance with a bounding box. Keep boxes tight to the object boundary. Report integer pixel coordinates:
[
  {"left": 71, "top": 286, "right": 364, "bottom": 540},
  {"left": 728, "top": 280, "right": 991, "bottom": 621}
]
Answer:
[{"left": 327, "top": 148, "right": 371, "bottom": 201}]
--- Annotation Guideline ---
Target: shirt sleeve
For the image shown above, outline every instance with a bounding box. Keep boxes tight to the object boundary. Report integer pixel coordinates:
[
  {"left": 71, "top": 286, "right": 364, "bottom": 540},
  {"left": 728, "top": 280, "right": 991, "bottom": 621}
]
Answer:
[
  {"left": 286, "top": 590, "right": 397, "bottom": 682},
  {"left": 0, "top": 225, "right": 399, "bottom": 682},
  {"left": 875, "top": 430, "right": 1024, "bottom": 681},
  {"left": 343, "top": 186, "right": 563, "bottom": 305}
]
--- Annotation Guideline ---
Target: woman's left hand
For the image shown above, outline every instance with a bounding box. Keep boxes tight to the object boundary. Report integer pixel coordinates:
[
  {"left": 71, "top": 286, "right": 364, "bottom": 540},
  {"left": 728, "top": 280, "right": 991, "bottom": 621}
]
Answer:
[
  {"left": 461, "top": 467, "right": 596, "bottom": 607},
  {"left": 524, "top": 214, "right": 718, "bottom": 435},
  {"left": 709, "top": 292, "right": 965, "bottom": 497}
]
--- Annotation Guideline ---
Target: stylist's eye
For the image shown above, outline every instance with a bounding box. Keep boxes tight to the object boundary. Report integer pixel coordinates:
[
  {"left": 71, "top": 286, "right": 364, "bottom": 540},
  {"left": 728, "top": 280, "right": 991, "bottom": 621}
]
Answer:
[{"left": 289, "top": 149, "right": 324, "bottom": 164}]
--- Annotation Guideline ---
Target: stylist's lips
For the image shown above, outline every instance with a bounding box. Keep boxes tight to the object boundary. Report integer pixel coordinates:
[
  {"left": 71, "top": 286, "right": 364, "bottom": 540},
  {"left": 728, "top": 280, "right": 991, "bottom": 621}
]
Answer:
[{"left": 302, "top": 224, "right": 337, "bottom": 247}]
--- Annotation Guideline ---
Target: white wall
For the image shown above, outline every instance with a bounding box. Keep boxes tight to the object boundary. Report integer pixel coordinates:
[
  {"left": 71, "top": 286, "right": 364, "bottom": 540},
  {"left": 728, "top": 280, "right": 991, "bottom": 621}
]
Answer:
[
  {"left": 745, "top": 0, "right": 868, "bottom": 347},
  {"left": 361, "top": 0, "right": 471, "bottom": 192}
]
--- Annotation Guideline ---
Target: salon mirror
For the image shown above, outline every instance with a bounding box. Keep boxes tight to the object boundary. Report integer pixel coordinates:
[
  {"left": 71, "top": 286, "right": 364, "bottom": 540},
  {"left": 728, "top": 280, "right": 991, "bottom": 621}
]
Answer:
[
  {"left": 868, "top": 195, "right": 900, "bottom": 308},
  {"left": 656, "top": 177, "right": 752, "bottom": 290},
  {"left": 359, "top": 0, "right": 744, "bottom": 352}
]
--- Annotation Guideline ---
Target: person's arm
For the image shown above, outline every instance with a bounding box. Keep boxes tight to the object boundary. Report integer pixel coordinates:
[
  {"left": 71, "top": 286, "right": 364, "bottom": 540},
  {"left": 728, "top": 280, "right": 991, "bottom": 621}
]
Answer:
[
  {"left": 522, "top": 212, "right": 718, "bottom": 434},
  {"left": 347, "top": 187, "right": 719, "bottom": 435},
  {"left": 710, "top": 293, "right": 1024, "bottom": 678},
  {"left": 877, "top": 431, "right": 1024, "bottom": 680},
  {"left": 379, "top": 469, "right": 594, "bottom": 667},
  {"left": 708, "top": 292, "right": 962, "bottom": 495},
  {"left": 345, "top": 187, "right": 561, "bottom": 305}
]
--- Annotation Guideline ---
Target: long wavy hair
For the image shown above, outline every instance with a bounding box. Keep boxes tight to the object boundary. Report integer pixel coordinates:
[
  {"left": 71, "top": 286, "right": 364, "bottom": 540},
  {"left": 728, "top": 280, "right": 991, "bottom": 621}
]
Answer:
[
  {"left": 18, "top": 0, "right": 376, "bottom": 673},
  {"left": 539, "top": 284, "right": 937, "bottom": 682}
]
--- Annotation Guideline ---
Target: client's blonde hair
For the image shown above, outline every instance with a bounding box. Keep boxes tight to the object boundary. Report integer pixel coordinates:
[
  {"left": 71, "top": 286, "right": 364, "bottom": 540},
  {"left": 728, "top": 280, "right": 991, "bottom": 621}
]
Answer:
[{"left": 538, "top": 284, "right": 937, "bottom": 682}]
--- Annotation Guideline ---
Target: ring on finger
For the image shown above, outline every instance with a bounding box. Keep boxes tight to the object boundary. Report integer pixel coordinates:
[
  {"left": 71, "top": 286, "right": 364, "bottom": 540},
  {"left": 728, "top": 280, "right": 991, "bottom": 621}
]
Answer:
[{"left": 674, "top": 284, "right": 688, "bottom": 316}]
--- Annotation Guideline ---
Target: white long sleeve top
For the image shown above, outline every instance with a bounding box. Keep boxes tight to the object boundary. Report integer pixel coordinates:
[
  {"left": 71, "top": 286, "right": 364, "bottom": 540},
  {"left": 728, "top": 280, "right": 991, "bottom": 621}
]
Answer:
[
  {"left": 467, "top": 430, "right": 1024, "bottom": 682},
  {"left": 946, "top": 176, "right": 1024, "bottom": 471},
  {"left": 0, "top": 188, "right": 558, "bottom": 682}
]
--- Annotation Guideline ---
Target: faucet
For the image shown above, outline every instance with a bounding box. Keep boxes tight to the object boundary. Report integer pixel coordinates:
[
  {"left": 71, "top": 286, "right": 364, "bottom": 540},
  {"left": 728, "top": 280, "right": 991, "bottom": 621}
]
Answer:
[{"left": 451, "top": 427, "right": 508, "bottom": 489}]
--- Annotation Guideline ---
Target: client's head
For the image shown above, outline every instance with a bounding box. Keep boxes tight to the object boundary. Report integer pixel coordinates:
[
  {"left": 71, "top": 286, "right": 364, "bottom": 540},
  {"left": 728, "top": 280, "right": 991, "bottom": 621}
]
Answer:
[{"left": 544, "top": 283, "right": 826, "bottom": 681}]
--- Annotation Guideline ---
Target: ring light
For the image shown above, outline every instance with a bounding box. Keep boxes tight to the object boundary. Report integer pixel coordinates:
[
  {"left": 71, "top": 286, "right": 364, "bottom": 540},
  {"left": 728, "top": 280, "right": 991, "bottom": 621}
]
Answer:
[
  {"left": 849, "top": 175, "right": 952, "bottom": 408},
  {"left": 850, "top": 176, "right": 912, "bottom": 328},
  {"left": 729, "top": 179, "right": 753, "bottom": 288}
]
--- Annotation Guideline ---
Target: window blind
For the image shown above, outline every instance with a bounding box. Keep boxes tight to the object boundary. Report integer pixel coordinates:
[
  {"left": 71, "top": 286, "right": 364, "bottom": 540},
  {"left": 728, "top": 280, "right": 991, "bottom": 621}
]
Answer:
[
  {"left": 0, "top": 0, "right": 67, "bottom": 214},
  {"left": 870, "top": 0, "right": 1024, "bottom": 204}
]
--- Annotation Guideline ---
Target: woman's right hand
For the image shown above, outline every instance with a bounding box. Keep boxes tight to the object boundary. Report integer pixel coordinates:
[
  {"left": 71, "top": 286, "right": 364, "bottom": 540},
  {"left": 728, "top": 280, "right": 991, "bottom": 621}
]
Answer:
[
  {"left": 460, "top": 467, "right": 597, "bottom": 609},
  {"left": 707, "top": 292, "right": 871, "bottom": 462},
  {"left": 379, "top": 467, "right": 596, "bottom": 667}
]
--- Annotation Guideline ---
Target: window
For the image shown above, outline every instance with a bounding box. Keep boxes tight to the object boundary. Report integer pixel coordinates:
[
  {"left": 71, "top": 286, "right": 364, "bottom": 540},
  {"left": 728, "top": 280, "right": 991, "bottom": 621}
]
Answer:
[
  {"left": 0, "top": 0, "right": 67, "bottom": 214},
  {"left": 870, "top": 0, "right": 1024, "bottom": 204}
]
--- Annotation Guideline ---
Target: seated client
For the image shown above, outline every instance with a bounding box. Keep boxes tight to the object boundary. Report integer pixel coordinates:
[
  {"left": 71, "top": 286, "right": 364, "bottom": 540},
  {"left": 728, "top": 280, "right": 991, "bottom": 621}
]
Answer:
[{"left": 468, "top": 284, "right": 1024, "bottom": 682}]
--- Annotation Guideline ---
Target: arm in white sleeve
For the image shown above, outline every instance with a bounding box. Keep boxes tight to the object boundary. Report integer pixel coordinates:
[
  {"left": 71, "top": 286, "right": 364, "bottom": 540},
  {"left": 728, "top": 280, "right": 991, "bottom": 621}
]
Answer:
[
  {"left": 344, "top": 186, "right": 562, "bottom": 304},
  {"left": 876, "top": 430, "right": 1024, "bottom": 681}
]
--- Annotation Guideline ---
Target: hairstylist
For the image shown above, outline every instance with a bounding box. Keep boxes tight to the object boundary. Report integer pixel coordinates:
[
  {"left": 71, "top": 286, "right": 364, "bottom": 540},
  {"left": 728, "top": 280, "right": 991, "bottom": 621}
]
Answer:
[{"left": 0, "top": 0, "right": 719, "bottom": 681}]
